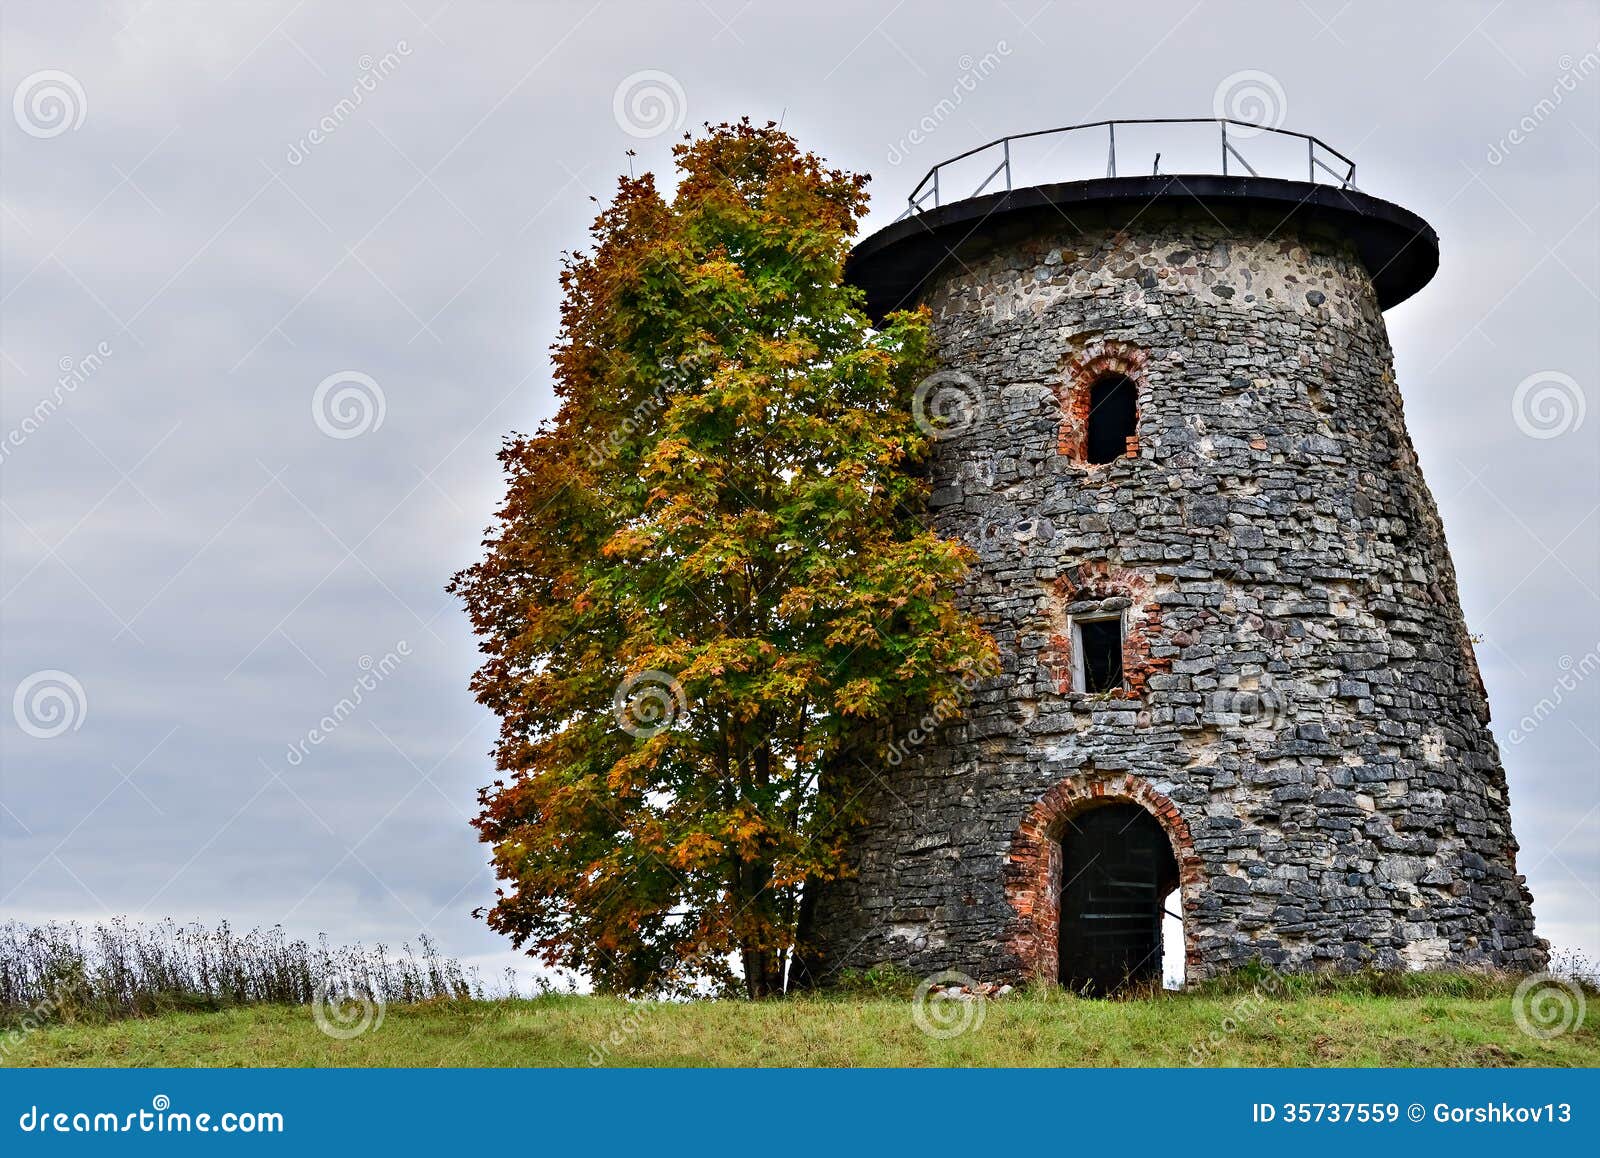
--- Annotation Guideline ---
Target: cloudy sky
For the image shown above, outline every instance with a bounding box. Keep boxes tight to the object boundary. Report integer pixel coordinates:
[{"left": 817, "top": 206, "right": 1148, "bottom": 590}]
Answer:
[{"left": 1, "top": 0, "right": 1596, "bottom": 985}]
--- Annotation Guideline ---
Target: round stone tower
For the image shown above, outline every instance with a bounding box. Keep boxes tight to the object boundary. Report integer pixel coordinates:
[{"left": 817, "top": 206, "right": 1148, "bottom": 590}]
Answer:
[{"left": 808, "top": 120, "right": 1545, "bottom": 990}]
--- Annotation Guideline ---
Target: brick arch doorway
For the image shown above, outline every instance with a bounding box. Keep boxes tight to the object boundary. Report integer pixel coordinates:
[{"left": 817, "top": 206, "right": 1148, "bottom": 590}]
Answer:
[{"left": 1005, "top": 773, "right": 1201, "bottom": 993}]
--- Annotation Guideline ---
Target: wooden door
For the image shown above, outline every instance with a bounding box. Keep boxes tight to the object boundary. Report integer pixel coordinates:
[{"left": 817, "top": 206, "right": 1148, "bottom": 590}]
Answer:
[{"left": 1059, "top": 803, "right": 1176, "bottom": 995}]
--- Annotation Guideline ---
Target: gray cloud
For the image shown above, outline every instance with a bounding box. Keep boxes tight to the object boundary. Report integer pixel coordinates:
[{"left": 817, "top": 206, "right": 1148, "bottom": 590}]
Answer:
[{"left": 2, "top": 0, "right": 1595, "bottom": 982}]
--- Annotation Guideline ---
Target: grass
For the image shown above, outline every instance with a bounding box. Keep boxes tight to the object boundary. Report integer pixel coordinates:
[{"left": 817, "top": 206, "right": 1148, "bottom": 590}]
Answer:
[
  {"left": 5, "top": 921, "right": 1594, "bottom": 1067},
  {"left": 7, "top": 984, "right": 1598, "bottom": 1068}
]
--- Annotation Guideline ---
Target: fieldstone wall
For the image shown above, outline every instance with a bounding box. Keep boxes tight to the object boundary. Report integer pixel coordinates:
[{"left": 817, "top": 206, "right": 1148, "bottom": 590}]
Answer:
[{"left": 811, "top": 202, "right": 1545, "bottom": 984}]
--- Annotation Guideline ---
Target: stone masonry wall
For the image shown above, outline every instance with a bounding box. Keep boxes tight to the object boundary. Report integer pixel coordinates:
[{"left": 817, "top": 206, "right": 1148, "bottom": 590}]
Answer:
[{"left": 811, "top": 203, "right": 1545, "bottom": 984}]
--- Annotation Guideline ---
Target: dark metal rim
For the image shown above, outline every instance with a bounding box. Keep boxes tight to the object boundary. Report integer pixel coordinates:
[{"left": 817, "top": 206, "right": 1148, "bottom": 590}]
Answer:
[{"left": 847, "top": 174, "right": 1440, "bottom": 318}]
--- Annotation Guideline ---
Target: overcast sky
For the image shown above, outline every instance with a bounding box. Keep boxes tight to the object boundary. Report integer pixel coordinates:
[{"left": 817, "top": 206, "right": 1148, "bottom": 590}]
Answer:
[{"left": 1, "top": 0, "right": 1596, "bottom": 985}]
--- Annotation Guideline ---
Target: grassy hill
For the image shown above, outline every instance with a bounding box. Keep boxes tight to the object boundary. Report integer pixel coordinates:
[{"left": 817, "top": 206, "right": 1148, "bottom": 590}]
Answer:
[{"left": 8, "top": 986, "right": 1598, "bottom": 1067}]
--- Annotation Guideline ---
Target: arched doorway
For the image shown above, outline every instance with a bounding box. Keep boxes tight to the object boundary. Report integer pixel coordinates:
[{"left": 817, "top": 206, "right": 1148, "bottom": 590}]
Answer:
[
  {"left": 1058, "top": 802, "right": 1179, "bottom": 994},
  {"left": 1005, "top": 771, "right": 1201, "bottom": 990}
]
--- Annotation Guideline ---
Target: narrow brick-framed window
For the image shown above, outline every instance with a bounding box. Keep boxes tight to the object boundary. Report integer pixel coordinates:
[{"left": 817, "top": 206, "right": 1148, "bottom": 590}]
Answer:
[
  {"left": 1085, "top": 374, "right": 1138, "bottom": 464},
  {"left": 1070, "top": 611, "right": 1125, "bottom": 693},
  {"left": 1060, "top": 339, "right": 1148, "bottom": 464}
]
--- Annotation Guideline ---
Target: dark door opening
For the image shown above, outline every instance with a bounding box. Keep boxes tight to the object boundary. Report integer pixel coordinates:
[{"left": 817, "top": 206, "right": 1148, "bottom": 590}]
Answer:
[{"left": 1059, "top": 802, "right": 1179, "bottom": 995}]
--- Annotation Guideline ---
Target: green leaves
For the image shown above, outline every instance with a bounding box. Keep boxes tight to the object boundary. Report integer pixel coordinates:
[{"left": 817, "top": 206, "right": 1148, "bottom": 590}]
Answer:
[{"left": 451, "top": 120, "right": 994, "bottom": 997}]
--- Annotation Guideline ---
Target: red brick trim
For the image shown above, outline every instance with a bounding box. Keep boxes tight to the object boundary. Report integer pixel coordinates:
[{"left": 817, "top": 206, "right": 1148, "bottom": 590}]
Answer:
[
  {"left": 1043, "top": 561, "right": 1171, "bottom": 699},
  {"left": 1059, "top": 338, "right": 1149, "bottom": 462},
  {"left": 1004, "top": 771, "right": 1203, "bottom": 984}
]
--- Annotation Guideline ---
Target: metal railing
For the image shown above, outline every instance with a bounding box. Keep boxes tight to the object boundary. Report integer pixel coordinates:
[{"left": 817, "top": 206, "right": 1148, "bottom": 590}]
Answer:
[{"left": 897, "top": 118, "right": 1358, "bottom": 220}]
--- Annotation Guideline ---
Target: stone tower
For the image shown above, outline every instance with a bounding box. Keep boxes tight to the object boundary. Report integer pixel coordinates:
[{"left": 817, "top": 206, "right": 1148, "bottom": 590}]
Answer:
[{"left": 808, "top": 120, "right": 1544, "bottom": 990}]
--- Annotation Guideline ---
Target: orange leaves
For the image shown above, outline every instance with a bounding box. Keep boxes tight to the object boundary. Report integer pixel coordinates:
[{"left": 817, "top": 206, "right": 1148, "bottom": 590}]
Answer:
[
  {"left": 454, "top": 120, "right": 995, "bottom": 996},
  {"left": 668, "top": 831, "right": 725, "bottom": 871}
]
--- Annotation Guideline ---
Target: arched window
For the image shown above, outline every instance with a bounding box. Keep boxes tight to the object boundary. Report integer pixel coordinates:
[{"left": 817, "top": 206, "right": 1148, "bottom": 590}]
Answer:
[{"left": 1085, "top": 373, "right": 1138, "bottom": 464}]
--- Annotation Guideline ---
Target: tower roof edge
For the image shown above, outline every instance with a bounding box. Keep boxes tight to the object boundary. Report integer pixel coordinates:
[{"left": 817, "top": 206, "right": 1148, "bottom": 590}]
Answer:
[{"left": 847, "top": 175, "right": 1439, "bottom": 320}]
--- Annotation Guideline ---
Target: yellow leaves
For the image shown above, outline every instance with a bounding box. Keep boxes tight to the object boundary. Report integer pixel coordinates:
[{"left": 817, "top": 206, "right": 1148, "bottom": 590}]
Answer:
[
  {"left": 834, "top": 677, "right": 884, "bottom": 716},
  {"left": 669, "top": 831, "right": 724, "bottom": 870},
  {"left": 600, "top": 527, "right": 652, "bottom": 558}
]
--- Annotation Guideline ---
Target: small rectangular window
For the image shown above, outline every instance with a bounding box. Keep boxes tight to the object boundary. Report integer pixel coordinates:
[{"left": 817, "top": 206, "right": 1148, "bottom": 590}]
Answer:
[{"left": 1074, "top": 616, "right": 1124, "bottom": 693}]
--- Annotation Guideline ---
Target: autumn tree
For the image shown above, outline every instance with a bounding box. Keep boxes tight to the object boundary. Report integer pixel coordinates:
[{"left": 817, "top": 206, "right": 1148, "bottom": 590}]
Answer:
[{"left": 450, "top": 120, "right": 994, "bottom": 997}]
